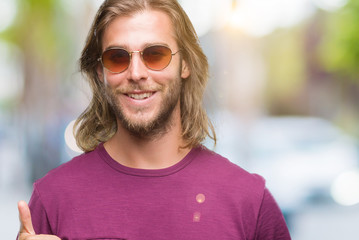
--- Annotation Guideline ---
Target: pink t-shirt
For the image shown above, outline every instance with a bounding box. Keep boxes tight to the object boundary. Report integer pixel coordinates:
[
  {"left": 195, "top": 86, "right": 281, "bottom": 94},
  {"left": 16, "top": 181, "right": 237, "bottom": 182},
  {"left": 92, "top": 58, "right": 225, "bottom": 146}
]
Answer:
[{"left": 28, "top": 144, "right": 291, "bottom": 240}]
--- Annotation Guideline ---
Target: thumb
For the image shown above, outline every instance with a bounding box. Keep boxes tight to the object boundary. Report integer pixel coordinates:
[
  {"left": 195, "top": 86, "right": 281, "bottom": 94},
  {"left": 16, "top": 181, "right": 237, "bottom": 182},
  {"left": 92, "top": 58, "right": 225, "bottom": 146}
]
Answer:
[{"left": 18, "top": 200, "right": 35, "bottom": 235}]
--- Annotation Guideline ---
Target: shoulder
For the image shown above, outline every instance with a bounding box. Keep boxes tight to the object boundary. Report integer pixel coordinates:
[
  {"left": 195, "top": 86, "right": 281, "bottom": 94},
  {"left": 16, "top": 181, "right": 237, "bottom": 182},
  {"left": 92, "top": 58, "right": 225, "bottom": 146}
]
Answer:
[
  {"left": 34, "top": 148, "right": 101, "bottom": 191},
  {"left": 193, "top": 146, "right": 266, "bottom": 197},
  {"left": 191, "top": 146, "right": 272, "bottom": 238},
  {"left": 195, "top": 146, "right": 265, "bottom": 183}
]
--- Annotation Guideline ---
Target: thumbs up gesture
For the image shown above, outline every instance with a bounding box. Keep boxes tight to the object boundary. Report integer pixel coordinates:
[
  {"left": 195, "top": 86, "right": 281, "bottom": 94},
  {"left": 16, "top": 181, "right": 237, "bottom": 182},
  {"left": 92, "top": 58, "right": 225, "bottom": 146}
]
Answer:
[{"left": 18, "top": 201, "right": 60, "bottom": 240}]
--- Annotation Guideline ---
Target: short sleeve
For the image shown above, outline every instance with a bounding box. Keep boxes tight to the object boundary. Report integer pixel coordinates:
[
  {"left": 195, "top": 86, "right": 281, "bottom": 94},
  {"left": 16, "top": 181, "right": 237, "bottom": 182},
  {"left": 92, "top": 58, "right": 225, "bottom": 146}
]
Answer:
[
  {"left": 28, "top": 184, "right": 53, "bottom": 235},
  {"left": 254, "top": 188, "right": 291, "bottom": 240}
]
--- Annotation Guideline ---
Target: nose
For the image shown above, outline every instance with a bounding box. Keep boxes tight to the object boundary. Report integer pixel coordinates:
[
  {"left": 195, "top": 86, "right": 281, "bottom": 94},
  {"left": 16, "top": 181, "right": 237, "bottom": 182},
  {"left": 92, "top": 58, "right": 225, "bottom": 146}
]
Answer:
[{"left": 126, "top": 51, "right": 148, "bottom": 82}]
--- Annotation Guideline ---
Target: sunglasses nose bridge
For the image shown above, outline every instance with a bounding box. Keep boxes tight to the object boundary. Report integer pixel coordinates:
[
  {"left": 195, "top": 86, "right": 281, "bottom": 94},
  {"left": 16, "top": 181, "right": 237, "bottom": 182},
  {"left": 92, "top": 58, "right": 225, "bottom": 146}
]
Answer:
[
  {"left": 126, "top": 50, "right": 150, "bottom": 77},
  {"left": 128, "top": 50, "right": 147, "bottom": 67}
]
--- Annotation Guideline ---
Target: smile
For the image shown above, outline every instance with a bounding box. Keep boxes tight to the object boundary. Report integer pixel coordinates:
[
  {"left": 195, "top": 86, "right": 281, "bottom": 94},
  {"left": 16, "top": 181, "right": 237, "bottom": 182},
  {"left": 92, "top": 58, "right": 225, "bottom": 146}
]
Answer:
[{"left": 127, "top": 92, "right": 154, "bottom": 100}]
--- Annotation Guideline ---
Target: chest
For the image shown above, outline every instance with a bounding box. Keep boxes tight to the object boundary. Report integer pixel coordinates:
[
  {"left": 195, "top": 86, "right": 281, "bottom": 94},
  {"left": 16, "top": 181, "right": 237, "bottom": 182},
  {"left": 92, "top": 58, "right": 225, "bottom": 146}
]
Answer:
[{"left": 52, "top": 178, "right": 251, "bottom": 240}]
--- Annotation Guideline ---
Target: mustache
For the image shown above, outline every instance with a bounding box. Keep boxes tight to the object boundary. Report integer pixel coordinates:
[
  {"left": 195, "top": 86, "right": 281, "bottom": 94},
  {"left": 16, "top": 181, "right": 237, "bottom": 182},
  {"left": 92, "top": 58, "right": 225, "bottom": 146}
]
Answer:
[{"left": 112, "top": 83, "right": 163, "bottom": 94}]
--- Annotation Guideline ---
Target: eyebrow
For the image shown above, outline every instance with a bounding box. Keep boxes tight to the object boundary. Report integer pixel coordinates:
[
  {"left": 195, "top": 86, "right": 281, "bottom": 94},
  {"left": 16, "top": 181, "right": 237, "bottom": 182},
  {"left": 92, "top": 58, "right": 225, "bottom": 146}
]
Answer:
[{"left": 103, "top": 42, "right": 171, "bottom": 52}]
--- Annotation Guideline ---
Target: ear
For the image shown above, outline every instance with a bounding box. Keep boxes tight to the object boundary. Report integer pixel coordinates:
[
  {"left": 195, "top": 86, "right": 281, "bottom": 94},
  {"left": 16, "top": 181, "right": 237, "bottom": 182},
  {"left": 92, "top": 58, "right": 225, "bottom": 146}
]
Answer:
[
  {"left": 97, "top": 64, "right": 104, "bottom": 82},
  {"left": 181, "top": 59, "right": 190, "bottom": 79}
]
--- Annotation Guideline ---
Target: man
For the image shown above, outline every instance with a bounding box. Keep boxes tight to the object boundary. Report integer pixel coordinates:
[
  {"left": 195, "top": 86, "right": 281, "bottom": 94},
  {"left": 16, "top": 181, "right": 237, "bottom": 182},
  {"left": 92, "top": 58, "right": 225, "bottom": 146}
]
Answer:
[{"left": 18, "top": 0, "right": 291, "bottom": 239}]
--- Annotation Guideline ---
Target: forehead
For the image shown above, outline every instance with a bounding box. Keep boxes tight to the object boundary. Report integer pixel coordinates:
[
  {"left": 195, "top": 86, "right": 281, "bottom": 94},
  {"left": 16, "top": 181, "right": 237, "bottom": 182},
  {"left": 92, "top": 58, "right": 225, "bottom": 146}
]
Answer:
[{"left": 101, "top": 9, "right": 177, "bottom": 50}]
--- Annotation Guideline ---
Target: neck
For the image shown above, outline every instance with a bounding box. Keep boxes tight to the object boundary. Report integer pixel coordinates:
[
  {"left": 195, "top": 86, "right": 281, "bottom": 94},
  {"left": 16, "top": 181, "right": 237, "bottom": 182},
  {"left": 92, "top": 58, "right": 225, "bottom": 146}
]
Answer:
[{"left": 103, "top": 107, "right": 190, "bottom": 169}]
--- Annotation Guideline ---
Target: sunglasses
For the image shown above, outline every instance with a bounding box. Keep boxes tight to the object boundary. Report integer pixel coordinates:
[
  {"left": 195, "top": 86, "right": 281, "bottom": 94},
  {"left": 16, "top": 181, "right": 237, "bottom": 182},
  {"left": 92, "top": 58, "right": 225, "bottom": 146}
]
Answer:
[{"left": 98, "top": 45, "right": 180, "bottom": 73}]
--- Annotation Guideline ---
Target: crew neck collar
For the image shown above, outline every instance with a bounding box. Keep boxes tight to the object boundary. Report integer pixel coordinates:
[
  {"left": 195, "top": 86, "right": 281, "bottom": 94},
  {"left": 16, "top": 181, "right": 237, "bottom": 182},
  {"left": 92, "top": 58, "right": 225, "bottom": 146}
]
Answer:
[{"left": 96, "top": 143, "right": 202, "bottom": 177}]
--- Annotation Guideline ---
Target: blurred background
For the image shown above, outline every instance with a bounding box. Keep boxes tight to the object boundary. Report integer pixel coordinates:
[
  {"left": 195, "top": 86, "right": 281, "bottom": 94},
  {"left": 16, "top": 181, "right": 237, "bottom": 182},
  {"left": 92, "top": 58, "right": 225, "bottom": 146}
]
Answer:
[{"left": 1, "top": 0, "right": 359, "bottom": 239}]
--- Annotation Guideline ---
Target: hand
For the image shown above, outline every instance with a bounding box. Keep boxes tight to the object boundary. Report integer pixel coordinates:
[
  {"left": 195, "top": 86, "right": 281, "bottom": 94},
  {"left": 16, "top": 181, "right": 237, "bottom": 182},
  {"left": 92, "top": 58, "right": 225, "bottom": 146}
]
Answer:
[{"left": 18, "top": 200, "right": 61, "bottom": 240}]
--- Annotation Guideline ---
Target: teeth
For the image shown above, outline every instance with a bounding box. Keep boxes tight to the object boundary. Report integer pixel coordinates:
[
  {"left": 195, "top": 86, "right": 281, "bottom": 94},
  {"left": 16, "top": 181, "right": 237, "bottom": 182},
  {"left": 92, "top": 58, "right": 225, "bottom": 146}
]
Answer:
[{"left": 128, "top": 93, "right": 152, "bottom": 100}]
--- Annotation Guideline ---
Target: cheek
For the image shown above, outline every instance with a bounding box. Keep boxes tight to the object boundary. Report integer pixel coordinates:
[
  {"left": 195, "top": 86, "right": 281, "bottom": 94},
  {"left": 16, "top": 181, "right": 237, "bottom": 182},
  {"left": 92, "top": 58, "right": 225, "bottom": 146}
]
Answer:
[
  {"left": 104, "top": 72, "right": 124, "bottom": 87},
  {"left": 155, "top": 65, "right": 184, "bottom": 84},
  {"left": 150, "top": 72, "right": 172, "bottom": 85}
]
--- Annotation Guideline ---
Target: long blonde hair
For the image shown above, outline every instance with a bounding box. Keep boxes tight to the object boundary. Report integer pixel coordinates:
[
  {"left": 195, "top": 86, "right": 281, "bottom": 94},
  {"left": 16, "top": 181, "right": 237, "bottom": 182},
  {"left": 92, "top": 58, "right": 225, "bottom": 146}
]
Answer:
[{"left": 75, "top": 0, "right": 216, "bottom": 152}]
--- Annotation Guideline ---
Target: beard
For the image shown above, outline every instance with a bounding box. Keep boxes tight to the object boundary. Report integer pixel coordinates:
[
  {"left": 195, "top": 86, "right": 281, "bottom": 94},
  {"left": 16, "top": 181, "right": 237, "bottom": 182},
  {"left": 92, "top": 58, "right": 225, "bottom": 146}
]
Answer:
[{"left": 103, "top": 75, "right": 182, "bottom": 140}]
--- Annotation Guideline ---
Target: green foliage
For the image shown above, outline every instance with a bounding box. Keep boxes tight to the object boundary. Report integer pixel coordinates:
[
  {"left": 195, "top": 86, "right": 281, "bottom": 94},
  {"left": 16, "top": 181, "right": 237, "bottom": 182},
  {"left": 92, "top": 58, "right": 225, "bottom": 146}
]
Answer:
[
  {"left": 1, "top": 0, "right": 69, "bottom": 67},
  {"left": 259, "top": 26, "right": 310, "bottom": 116},
  {"left": 319, "top": 0, "right": 359, "bottom": 81},
  {"left": 262, "top": 27, "right": 307, "bottom": 101}
]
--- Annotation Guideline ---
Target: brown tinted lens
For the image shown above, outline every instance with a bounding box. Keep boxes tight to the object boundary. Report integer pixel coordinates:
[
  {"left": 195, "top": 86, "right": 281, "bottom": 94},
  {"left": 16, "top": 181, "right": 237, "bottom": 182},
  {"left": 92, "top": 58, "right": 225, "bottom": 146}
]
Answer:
[
  {"left": 102, "top": 49, "right": 130, "bottom": 73},
  {"left": 142, "top": 46, "right": 172, "bottom": 70}
]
